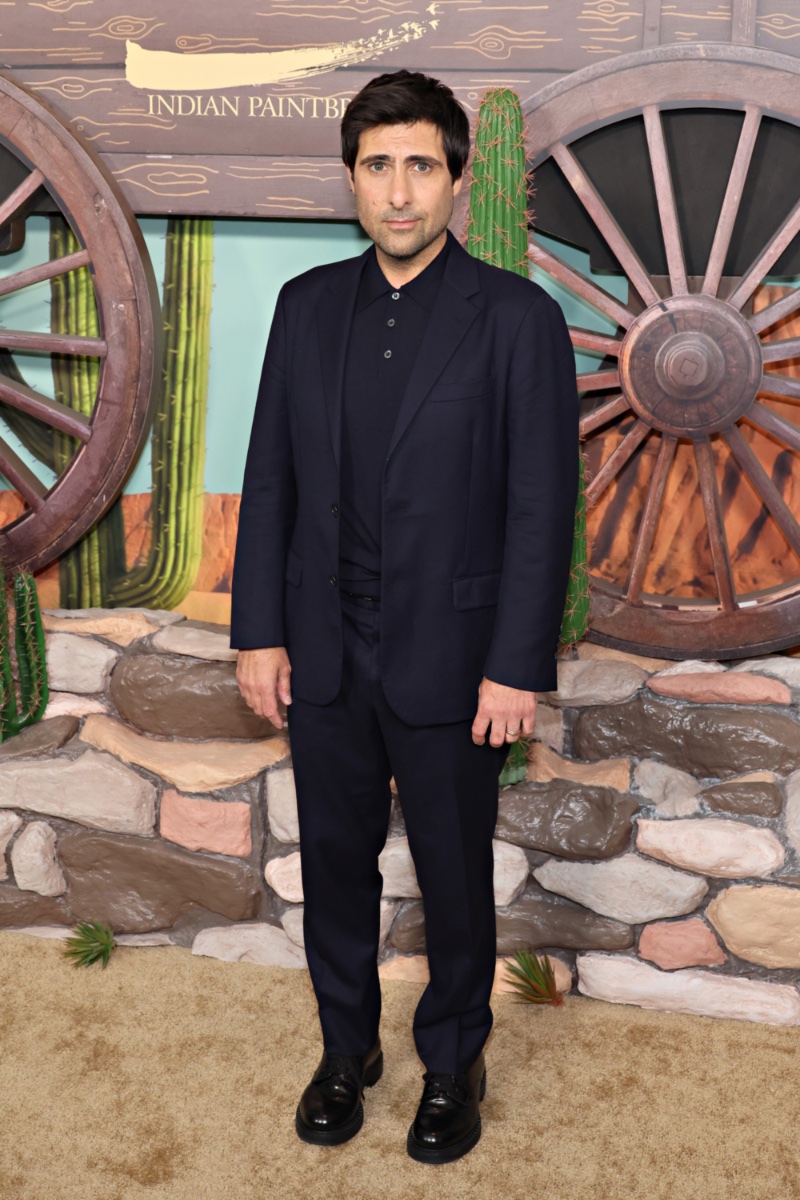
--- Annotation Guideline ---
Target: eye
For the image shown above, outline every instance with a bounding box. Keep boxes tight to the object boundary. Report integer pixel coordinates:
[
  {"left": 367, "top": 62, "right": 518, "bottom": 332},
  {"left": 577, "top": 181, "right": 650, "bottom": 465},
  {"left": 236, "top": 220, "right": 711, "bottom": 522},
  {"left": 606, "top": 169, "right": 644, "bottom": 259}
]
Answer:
[
  {"left": 413, "top": 162, "right": 432, "bottom": 173},
  {"left": 368, "top": 162, "right": 388, "bottom": 172}
]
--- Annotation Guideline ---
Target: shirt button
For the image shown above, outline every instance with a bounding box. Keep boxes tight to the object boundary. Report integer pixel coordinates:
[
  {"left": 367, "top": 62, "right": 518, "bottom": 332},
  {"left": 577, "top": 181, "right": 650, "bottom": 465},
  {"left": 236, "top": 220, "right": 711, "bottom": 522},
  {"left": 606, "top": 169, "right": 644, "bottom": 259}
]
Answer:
[
  {"left": 330, "top": 503, "right": 339, "bottom": 516},
  {"left": 330, "top": 575, "right": 338, "bottom": 587},
  {"left": 387, "top": 318, "right": 395, "bottom": 327},
  {"left": 391, "top": 292, "right": 400, "bottom": 300},
  {"left": 384, "top": 349, "right": 392, "bottom": 359}
]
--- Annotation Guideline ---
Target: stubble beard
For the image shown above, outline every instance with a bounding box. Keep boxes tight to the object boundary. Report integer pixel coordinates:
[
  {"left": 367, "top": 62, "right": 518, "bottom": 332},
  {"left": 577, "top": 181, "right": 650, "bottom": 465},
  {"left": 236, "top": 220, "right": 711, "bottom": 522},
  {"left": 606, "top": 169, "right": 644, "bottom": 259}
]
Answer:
[{"left": 360, "top": 204, "right": 452, "bottom": 265}]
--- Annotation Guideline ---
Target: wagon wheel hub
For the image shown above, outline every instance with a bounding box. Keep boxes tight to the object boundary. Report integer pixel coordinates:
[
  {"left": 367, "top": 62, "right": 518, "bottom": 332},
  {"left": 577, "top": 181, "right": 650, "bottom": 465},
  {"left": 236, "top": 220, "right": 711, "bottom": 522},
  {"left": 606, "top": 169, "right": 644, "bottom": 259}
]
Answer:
[{"left": 620, "top": 296, "right": 762, "bottom": 437}]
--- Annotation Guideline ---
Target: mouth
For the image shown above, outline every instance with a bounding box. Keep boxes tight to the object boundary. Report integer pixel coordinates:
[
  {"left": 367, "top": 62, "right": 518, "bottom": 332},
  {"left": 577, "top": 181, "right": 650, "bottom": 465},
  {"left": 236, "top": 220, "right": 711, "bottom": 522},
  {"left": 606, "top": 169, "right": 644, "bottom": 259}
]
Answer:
[{"left": 384, "top": 218, "right": 419, "bottom": 230}]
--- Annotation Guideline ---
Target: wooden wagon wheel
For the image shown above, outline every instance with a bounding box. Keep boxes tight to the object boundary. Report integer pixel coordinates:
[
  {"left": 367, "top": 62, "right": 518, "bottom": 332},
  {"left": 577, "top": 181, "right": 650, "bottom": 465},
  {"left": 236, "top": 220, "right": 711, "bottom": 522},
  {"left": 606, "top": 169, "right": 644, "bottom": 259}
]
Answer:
[
  {"left": 0, "top": 71, "right": 159, "bottom": 576},
  {"left": 525, "top": 44, "right": 800, "bottom": 660}
]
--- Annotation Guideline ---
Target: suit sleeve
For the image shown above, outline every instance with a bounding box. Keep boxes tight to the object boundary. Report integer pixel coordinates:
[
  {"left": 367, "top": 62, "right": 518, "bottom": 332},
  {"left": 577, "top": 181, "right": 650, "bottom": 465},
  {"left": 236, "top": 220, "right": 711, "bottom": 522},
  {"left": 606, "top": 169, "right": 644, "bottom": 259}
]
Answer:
[
  {"left": 229, "top": 285, "right": 297, "bottom": 649},
  {"left": 482, "top": 291, "right": 580, "bottom": 692}
]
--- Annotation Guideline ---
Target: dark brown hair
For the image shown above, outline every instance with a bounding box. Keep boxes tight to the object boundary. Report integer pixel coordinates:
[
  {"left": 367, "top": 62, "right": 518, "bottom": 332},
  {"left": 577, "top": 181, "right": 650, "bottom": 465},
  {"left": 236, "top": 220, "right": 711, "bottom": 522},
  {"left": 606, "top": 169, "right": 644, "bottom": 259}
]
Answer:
[{"left": 341, "top": 70, "right": 470, "bottom": 182}]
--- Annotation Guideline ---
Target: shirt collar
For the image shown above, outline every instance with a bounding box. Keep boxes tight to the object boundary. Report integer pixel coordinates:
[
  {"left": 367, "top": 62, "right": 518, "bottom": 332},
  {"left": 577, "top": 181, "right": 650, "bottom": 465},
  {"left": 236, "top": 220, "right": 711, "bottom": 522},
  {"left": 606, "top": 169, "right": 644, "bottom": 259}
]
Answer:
[{"left": 356, "top": 229, "right": 452, "bottom": 313}]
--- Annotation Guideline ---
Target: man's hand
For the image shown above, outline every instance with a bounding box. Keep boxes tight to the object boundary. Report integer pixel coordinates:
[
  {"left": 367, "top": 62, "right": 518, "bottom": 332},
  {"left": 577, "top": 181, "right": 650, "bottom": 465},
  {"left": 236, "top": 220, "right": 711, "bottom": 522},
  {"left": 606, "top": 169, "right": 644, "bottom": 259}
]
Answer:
[
  {"left": 472, "top": 676, "right": 537, "bottom": 747},
  {"left": 236, "top": 646, "right": 292, "bottom": 729}
]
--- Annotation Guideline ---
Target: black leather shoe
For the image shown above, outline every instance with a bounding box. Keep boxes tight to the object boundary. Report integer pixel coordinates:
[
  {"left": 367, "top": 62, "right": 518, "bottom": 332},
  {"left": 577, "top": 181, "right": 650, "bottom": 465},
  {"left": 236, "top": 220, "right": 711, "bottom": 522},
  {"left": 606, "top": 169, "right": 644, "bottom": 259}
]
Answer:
[
  {"left": 406, "top": 1052, "right": 486, "bottom": 1164},
  {"left": 295, "top": 1038, "right": 383, "bottom": 1145}
]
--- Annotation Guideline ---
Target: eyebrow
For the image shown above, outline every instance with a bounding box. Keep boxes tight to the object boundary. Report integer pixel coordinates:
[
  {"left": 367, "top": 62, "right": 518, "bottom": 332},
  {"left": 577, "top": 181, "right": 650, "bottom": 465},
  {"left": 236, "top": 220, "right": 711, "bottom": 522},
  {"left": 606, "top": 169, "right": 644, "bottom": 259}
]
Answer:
[{"left": 359, "top": 153, "right": 442, "bottom": 166}]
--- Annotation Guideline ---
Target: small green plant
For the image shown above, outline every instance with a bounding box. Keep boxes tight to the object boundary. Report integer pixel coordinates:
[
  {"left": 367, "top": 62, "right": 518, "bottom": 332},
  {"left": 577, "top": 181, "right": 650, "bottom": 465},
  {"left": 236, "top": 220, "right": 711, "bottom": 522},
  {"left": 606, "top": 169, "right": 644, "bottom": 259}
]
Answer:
[
  {"left": 504, "top": 949, "right": 564, "bottom": 1006},
  {"left": 0, "top": 562, "right": 49, "bottom": 742},
  {"left": 63, "top": 921, "right": 117, "bottom": 969}
]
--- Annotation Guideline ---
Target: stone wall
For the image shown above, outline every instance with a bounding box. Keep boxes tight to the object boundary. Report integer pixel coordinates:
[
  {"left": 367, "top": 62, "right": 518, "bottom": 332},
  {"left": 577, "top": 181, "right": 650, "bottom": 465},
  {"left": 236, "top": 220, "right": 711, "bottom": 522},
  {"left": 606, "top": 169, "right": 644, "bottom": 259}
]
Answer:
[{"left": 3, "top": 610, "right": 800, "bottom": 1025}]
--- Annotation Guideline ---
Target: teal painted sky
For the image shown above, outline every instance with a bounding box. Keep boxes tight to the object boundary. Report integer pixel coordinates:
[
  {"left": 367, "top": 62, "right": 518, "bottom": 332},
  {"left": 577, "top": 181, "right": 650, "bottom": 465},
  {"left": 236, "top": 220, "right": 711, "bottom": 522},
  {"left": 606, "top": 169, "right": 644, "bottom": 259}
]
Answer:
[{"left": 0, "top": 216, "right": 795, "bottom": 494}]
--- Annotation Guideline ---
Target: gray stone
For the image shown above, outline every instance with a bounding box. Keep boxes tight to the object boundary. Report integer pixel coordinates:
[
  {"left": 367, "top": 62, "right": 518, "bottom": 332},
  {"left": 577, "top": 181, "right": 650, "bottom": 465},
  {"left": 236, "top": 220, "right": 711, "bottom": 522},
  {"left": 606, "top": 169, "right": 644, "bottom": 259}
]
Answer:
[
  {"left": 0, "top": 749, "right": 157, "bottom": 835},
  {"left": 574, "top": 693, "right": 800, "bottom": 778},
  {"left": 192, "top": 922, "right": 307, "bottom": 968},
  {"left": 577, "top": 953, "right": 800, "bottom": 1025},
  {"left": 0, "top": 716, "right": 79, "bottom": 761},
  {"left": 58, "top": 831, "right": 262, "bottom": 933},
  {"left": 0, "top": 813, "right": 22, "bottom": 881},
  {"left": 45, "top": 632, "right": 119, "bottom": 694},
  {"left": 151, "top": 624, "right": 237, "bottom": 662},
  {"left": 633, "top": 759, "right": 702, "bottom": 817},
  {"left": 731, "top": 657, "right": 800, "bottom": 687},
  {"left": 111, "top": 652, "right": 279, "bottom": 739},
  {"left": 282, "top": 899, "right": 400, "bottom": 950},
  {"left": 44, "top": 606, "right": 185, "bottom": 626},
  {"left": 264, "top": 851, "right": 302, "bottom": 903},
  {"left": 495, "top": 779, "right": 637, "bottom": 859},
  {"left": 783, "top": 770, "right": 800, "bottom": 856},
  {"left": 10, "top": 822, "right": 66, "bottom": 896},
  {"left": 266, "top": 767, "right": 299, "bottom": 843},
  {"left": 544, "top": 659, "right": 648, "bottom": 707},
  {"left": 534, "top": 853, "right": 708, "bottom": 924},
  {"left": 636, "top": 817, "right": 785, "bottom": 879},
  {"left": 653, "top": 660, "right": 727, "bottom": 676},
  {"left": 43, "top": 693, "right": 108, "bottom": 719}
]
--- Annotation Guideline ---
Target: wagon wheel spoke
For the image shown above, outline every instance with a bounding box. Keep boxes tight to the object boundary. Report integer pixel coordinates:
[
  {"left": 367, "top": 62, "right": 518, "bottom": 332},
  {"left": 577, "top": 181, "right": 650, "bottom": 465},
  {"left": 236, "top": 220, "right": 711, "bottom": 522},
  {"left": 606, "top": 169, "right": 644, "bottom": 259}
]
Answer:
[
  {"left": 744, "top": 402, "right": 800, "bottom": 452},
  {"left": 0, "top": 376, "right": 92, "bottom": 442},
  {"left": 702, "top": 105, "right": 762, "bottom": 298},
  {"left": 529, "top": 239, "right": 635, "bottom": 330},
  {"left": 0, "top": 436, "right": 46, "bottom": 511},
  {"left": 723, "top": 421, "right": 800, "bottom": 561},
  {"left": 643, "top": 105, "right": 688, "bottom": 297},
  {"left": 585, "top": 418, "right": 650, "bottom": 506},
  {"left": 626, "top": 433, "right": 678, "bottom": 604},
  {"left": 569, "top": 328, "right": 623, "bottom": 357},
  {"left": 761, "top": 337, "right": 800, "bottom": 364},
  {"left": 577, "top": 368, "right": 621, "bottom": 393},
  {"left": 693, "top": 436, "right": 737, "bottom": 611},
  {"left": 750, "top": 287, "right": 800, "bottom": 336},
  {"left": 728, "top": 196, "right": 800, "bottom": 312},
  {"left": 580, "top": 394, "right": 631, "bottom": 437},
  {"left": 0, "top": 168, "right": 45, "bottom": 229},
  {"left": 0, "top": 329, "right": 107, "bottom": 357},
  {"left": 551, "top": 141, "right": 661, "bottom": 307},
  {"left": 758, "top": 373, "right": 800, "bottom": 401},
  {"left": 0, "top": 248, "right": 92, "bottom": 302}
]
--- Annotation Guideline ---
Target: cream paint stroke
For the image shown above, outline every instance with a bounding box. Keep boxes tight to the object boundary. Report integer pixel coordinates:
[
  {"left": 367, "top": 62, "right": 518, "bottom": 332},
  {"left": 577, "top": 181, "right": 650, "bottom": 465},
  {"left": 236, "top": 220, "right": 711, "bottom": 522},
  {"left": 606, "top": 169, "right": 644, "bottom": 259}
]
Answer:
[{"left": 125, "top": 20, "right": 435, "bottom": 90}]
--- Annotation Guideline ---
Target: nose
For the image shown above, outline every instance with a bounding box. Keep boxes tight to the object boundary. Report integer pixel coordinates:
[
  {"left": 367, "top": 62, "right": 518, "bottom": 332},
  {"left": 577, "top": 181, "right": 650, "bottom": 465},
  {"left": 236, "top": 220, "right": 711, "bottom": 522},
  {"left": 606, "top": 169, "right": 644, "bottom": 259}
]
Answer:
[{"left": 388, "top": 172, "right": 412, "bottom": 210}]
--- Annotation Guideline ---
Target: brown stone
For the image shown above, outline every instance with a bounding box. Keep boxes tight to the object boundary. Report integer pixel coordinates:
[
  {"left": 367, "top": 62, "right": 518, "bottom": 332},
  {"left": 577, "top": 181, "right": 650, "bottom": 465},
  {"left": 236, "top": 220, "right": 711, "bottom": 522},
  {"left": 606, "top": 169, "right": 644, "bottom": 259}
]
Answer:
[
  {"left": 41, "top": 611, "right": 158, "bottom": 646},
  {"left": 702, "top": 781, "right": 784, "bottom": 817},
  {"left": 0, "top": 716, "right": 79, "bottom": 761},
  {"left": 647, "top": 672, "right": 792, "bottom": 706},
  {"left": 0, "top": 883, "right": 70, "bottom": 928},
  {"left": 574, "top": 694, "right": 800, "bottom": 778},
  {"left": 388, "top": 901, "right": 426, "bottom": 953},
  {"left": 495, "top": 780, "right": 637, "bottom": 859},
  {"left": 496, "top": 894, "right": 635, "bottom": 954},
  {"left": 110, "top": 652, "right": 280, "bottom": 739},
  {"left": 639, "top": 917, "right": 726, "bottom": 970},
  {"left": 58, "top": 831, "right": 262, "bottom": 934}
]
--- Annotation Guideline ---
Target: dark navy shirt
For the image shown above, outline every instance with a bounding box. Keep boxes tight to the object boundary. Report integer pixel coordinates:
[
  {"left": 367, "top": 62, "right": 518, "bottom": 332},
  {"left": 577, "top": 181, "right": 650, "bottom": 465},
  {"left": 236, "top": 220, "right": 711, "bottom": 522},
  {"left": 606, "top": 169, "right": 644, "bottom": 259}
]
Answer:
[{"left": 338, "top": 232, "right": 451, "bottom": 595}]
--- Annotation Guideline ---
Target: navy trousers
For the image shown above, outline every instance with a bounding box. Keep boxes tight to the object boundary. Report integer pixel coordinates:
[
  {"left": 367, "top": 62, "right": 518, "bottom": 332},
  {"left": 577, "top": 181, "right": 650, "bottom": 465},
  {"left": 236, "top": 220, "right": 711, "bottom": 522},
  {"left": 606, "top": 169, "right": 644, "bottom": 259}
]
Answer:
[{"left": 285, "top": 589, "right": 509, "bottom": 1075}]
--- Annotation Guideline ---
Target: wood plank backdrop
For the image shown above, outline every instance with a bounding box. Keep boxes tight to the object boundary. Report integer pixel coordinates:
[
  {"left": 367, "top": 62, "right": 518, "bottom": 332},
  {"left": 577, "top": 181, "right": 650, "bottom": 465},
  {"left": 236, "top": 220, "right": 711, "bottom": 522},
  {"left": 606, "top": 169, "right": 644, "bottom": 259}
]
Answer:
[{"left": 1, "top": 0, "right": 799, "bottom": 216}]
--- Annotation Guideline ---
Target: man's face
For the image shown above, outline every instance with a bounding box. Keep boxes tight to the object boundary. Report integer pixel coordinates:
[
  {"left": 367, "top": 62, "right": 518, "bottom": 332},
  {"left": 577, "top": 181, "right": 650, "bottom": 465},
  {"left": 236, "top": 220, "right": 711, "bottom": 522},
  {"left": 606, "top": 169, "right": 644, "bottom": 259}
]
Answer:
[{"left": 347, "top": 120, "right": 462, "bottom": 261}]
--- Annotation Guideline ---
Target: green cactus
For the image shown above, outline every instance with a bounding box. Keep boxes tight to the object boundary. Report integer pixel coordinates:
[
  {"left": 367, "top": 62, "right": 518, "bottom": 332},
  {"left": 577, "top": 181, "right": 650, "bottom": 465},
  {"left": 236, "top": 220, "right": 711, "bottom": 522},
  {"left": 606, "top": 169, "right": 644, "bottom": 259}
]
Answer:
[
  {"left": 0, "top": 562, "right": 49, "bottom": 742},
  {"left": 465, "top": 87, "right": 590, "bottom": 657},
  {"left": 109, "top": 217, "right": 213, "bottom": 610}
]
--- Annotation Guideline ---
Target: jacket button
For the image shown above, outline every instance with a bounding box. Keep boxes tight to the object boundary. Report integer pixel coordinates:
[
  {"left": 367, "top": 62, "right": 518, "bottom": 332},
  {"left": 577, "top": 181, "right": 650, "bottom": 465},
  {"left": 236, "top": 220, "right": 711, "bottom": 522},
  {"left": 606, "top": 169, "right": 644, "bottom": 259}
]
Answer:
[
  {"left": 330, "top": 575, "right": 338, "bottom": 587},
  {"left": 330, "top": 503, "right": 339, "bottom": 516}
]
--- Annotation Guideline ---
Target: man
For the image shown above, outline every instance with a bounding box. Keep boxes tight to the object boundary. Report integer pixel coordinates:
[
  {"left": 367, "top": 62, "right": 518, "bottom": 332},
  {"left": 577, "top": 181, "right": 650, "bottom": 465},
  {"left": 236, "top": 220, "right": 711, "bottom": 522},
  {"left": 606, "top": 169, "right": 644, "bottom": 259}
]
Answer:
[{"left": 231, "top": 69, "right": 578, "bottom": 1164}]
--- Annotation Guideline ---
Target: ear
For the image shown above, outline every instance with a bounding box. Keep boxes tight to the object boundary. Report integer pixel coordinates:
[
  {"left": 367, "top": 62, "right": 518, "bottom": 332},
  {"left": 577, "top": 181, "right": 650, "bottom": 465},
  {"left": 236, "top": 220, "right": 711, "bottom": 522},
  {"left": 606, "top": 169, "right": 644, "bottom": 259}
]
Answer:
[
  {"left": 346, "top": 165, "right": 355, "bottom": 195},
  {"left": 452, "top": 174, "right": 463, "bottom": 198}
]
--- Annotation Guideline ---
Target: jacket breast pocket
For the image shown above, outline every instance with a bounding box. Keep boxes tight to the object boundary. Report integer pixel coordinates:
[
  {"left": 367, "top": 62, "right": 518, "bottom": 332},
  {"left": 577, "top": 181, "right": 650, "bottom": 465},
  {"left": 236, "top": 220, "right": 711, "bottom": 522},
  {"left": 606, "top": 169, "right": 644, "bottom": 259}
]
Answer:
[
  {"left": 285, "top": 548, "right": 303, "bottom": 587},
  {"left": 453, "top": 569, "right": 502, "bottom": 610},
  {"left": 429, "top": 374, "right": 495, "bottom": 404}
]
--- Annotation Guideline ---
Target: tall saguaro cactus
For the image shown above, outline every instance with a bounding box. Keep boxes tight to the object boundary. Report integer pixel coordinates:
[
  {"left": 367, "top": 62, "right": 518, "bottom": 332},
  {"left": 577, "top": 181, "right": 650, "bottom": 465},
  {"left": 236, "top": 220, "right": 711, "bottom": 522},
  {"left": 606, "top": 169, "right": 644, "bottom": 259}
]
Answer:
[
  {"left": 110, "top": 217, "right": 213, "bottom": 610},
  {"left": 0, "top": 563, "right": 49, "bottom": 742},
  {"left": 466, "top": 87, "right": 590, "bottom": 653}
]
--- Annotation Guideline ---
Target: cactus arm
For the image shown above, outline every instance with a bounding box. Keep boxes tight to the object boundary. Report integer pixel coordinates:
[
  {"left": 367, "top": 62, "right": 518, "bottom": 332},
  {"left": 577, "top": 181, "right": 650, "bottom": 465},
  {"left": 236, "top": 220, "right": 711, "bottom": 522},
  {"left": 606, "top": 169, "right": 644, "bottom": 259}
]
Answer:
[
  {"left": 11, "top": 571, "right": 49, "bottom": 733},
  {"left": 0, "top": 564, "right": 14, "bottom": 741}
]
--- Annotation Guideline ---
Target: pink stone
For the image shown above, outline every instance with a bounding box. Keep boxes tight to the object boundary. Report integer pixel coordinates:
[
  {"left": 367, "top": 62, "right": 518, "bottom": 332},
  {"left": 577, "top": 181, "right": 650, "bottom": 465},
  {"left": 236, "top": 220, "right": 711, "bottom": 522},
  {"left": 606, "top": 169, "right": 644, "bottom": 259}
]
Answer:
[
  {"left": 159, "top": 789, "right": 252, "bottom": 857},
  {"left": 647, "top": 672, "right": 791, "bottom": 705},
  {"left": 639, "top": 917, "right": 726, "bottom": 970}
]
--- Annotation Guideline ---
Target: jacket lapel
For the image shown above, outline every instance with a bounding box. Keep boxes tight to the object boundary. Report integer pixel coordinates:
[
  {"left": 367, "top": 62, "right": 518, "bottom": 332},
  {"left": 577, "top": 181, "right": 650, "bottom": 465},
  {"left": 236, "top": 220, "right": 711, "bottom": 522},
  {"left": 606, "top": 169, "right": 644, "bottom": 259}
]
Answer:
[
  {"left": 315, "top": 246, "right": 370, "bottom": 470},
  {"left": 385, "top": 237, "right": 482, "bottom": 464}
]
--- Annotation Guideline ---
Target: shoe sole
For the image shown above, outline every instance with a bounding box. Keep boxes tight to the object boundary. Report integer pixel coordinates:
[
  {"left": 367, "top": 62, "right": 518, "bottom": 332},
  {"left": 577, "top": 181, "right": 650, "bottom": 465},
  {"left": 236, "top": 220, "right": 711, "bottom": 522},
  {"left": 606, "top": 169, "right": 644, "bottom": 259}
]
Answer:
[
  {"left": 405, "top": 1067, "right": 487, "bottom": 1165},
  {"left": 295, "top": 1050, "right": 384, "bottom": 1146}
]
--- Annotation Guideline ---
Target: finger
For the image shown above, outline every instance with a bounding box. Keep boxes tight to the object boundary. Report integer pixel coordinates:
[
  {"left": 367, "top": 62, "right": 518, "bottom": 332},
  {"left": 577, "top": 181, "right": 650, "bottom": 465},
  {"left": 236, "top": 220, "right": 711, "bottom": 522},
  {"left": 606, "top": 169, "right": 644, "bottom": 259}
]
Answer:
[
  {"left": 521, "top": 709, "right": 537, "bottom": 737},
  {"left": 472, "top": 711, "right": 490, "bottom": 745},
  {"left": 488, "top": 717, "right": 507, "bottom": 748},
  {"left": 277, "top": 663, "right": 292, "bottom": 705}
]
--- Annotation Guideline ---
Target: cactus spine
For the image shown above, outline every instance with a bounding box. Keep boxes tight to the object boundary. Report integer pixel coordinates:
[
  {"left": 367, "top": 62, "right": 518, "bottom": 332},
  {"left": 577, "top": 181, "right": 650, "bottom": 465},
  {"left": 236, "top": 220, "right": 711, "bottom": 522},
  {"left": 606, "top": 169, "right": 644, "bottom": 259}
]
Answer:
[
  {"left": 0, "top": 563, "right": 49, "bottom": 742},
  {"left": 110, "top": 217, "right": 213, "bottom": 609},
  {"left": 49, "top": 216, "right": 126, "bottom": 606},
  {"left": 465, "top": 87, "right": 590, "bottom": 662}
]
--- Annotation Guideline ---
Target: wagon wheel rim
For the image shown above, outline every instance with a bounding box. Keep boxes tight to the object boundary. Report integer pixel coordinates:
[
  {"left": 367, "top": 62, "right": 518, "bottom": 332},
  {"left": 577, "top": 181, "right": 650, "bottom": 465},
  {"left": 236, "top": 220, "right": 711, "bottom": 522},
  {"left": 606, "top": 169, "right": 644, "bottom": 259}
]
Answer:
[
  {"left": 0, "top": 71, "right": 159, "bottom": 577},
  {"left": 523, "top": 44, "right": 800, "bottom": 659}
]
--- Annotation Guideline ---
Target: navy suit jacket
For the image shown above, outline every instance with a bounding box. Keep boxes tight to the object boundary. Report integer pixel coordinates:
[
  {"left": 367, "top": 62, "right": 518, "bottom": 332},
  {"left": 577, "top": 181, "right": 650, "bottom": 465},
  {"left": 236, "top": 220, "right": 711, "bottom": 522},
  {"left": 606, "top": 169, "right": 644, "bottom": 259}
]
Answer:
[{"left": 230, "top": 230, "right": 579, "bottom": 726}]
